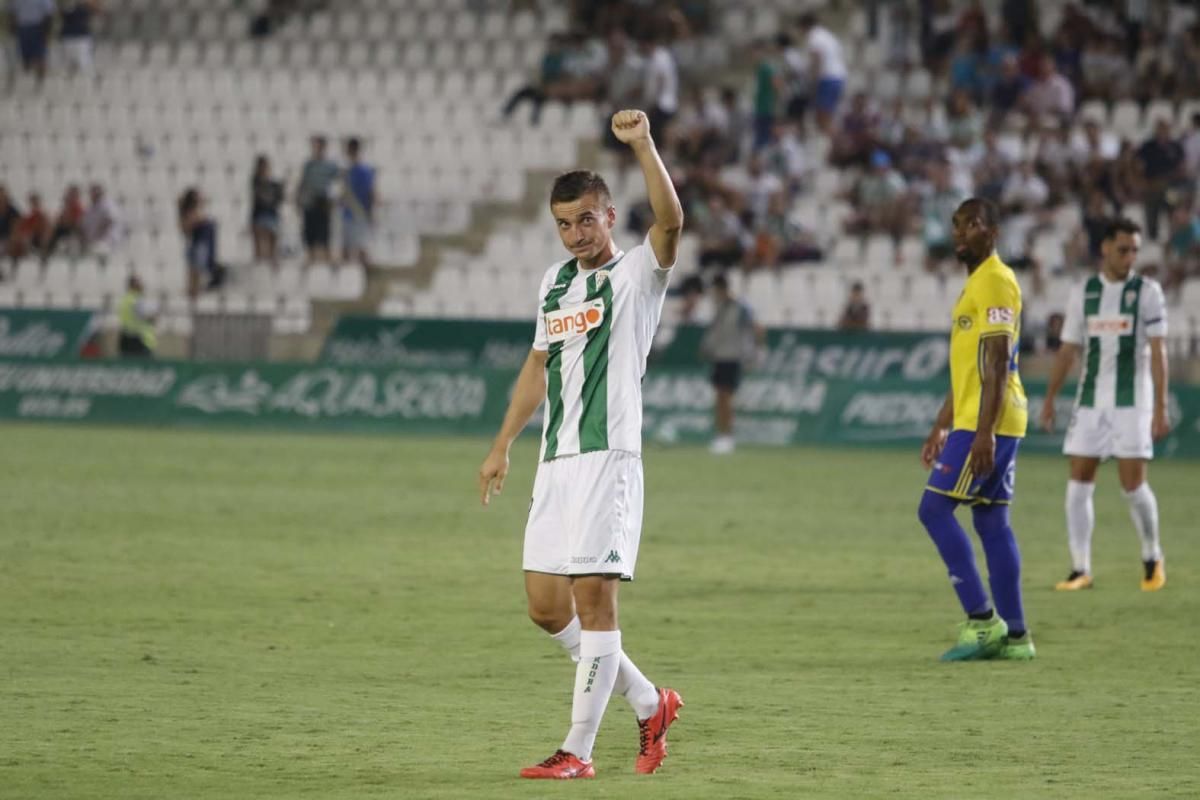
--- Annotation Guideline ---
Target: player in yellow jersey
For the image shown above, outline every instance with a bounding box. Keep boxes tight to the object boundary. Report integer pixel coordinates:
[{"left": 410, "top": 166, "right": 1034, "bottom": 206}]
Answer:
[{"left": 918, "top": 198, "right": 1034, "bottom": 662}]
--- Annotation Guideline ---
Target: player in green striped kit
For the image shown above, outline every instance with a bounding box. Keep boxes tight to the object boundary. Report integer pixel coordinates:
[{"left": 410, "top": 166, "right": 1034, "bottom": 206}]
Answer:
[
  {"left": 478, "top": 110, "right": 684, "bottom": 779},
  {"left": 1040, "top": 218, "right": 1171, "bottom": 592}
]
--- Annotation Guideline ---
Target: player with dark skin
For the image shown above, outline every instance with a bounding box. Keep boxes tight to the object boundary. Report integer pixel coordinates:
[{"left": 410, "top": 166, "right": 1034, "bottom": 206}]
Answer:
[{"left": 921, "top": 199, "right": 1013, "bottom": 476}]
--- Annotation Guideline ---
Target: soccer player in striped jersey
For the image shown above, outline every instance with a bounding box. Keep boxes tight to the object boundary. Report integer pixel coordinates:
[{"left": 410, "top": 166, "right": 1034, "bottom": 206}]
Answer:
[
  {"left": 1039, "top": 217, "right": 1170, "bottom": 592},
  {"left": 478, "top": 110, "right": 684, "bottom": 780},
  {"left": 918, "top": 198, "right": 1034, "bottom": 662}
]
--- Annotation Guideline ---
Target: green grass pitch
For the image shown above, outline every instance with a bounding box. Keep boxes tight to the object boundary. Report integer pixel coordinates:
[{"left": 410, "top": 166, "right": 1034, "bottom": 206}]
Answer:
[{"left": 1, "top": 423, "right": 1197, "bottom": 799}]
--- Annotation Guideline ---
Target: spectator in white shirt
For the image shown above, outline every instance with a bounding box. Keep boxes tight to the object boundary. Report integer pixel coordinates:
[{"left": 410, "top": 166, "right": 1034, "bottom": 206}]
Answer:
[
  {"left": 797, "top": 12, "right": 847, "bottom": 134},
  {"left": 640, "top": 30, "right": 680, "bottom": 144},
  {"left": 1019, "top": 54, "right": 1075, "bottom": 123}
]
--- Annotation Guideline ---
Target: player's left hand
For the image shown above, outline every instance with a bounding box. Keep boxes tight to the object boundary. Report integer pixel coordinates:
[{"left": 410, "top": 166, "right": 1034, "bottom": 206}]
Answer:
[
  {"left": 611, "top": 109, "right": 651, "bottom": 146},
  {"left": 1151, "top": 408, "right": 1171, "bottom": 440},
  {"left": 969, "top": 432, "right": 995, "bottom": 477}
]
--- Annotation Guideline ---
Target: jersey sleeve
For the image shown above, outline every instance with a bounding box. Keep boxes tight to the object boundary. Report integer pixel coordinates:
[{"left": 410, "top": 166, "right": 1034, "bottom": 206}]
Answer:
[
  {"left": 628, "top": 232, "right": 673, "bottom": 297},
  {"left": 1060, "top": 283, "right": 1086, "bottom": 346},
  {"left": 974, "top": 270, "right": 1021, "bottom": 339},
  {"left": 531, "top": 269, "right": 553, "bottom": 351},
  {"left": 1141, "top": 279, "right": 1168, "bottom": 338}
]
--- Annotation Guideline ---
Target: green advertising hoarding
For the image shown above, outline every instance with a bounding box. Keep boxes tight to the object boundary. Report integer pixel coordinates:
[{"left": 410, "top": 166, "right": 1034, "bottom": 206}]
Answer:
[
  {"left": 2, "top": 359, "right": 1199, "bottom": 458},
  {"left": 0, "top": 308, "right": 95, "bottom": 360},
  {"left": 321, "top": 316, "right": 951, "bottom": 381}
]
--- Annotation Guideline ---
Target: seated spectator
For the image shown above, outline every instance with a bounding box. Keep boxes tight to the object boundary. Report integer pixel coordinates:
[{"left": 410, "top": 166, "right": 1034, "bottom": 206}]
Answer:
[
  {"left": 971, "top": 130, "right": 1015, "bottom": 202},
  {"left": 697, "top": 194, "right": 747, "bottom": 269},
  {"left": 1080, "top": 36, "right": 1130, "bottom": 102},
  {"left": 0, "top": 186, "right": 21, "bottom": 270},
  {"left": 1166, "top": 204, "right": 1200, "bottom": 268},
  {"left": 501, "top": 32, "right": 571, "bottom": 125},
  {"left": 759, "top": 120, "right": 809, "bottom": 195},
  {"left": 1183, "top": 112, "right": 1200, "bottom": 179},
  {"left": 746, "top": 193, "right": 822, "bottom": 270},
  {"left": 1138, "top": 119, "right": 1184, "bottom": 240},
  {"left": 988, "top": 53, "right": 1028, "bottom": 124},
  {"left": 1001, "top": 160, "right": 1049, "bottom": 215},
  {"left": 81, "top": 184, "right": 124, "bottom": 254},
  {"left": 1065, "top": 190, "right": 1116, "bottom": 268},
  {"left": 1019, "top": 54, "right": 1075, "bottom": 123},
  {"left": 1110, "top": 139, "right": 1145, "bottom": 210},
  {"left": 178, "top": 188, "right": 222, "bottom": 298},
  {"left": 720, "top": 153, "right": 784, "bottom": 229},
  {"left": 920, "top": 161, "right": 965, "bottom": 271},
  {"left": 846, "top": 149, "right": 910, "bottom": 243},
  {"left": 945, "top": 89, "right": 982, "bottom": 151},
  {"left": 251, "top": 155, "right": 284, "bottom": 265},
  {"left": 838, "top": 282, "right": 870, "bottom": 331},
  {"left": 11, "top": 193, "right": 51, "bottom": 261},
  {"left": 46, "top": 185, "right": 87, "bottom": 257},
  {"left": 829, "top": 92, "right": 880, "bottom": 168}
]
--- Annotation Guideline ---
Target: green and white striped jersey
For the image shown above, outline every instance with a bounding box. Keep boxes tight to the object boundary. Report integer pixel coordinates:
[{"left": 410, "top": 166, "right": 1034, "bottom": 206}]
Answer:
[
  {"left": 533, "top": 234, "right": 672, "bottom": 461},
  {"left": 1061, "top": 273, "right": 1167, "bottom": 410}
]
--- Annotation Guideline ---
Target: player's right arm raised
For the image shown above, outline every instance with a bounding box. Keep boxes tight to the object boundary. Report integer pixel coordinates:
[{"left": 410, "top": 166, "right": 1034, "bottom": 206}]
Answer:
[
  {"left": 612, "top": 109, "right": 684, "bottom": 268},
  {"left": 479, "top": 348, "right": 548, "bottom": 506}
]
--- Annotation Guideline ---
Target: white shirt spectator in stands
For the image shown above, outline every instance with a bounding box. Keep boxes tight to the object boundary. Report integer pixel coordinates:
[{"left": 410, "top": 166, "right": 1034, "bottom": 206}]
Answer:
[
  {"left": 806, "top": 26, "right": 846, "bottom": 80},
  {"left": 1001, "top": 166, "right": 1049, "bottom": 210},
  {"left": 643, "top": 46, "right": 679, "bottom": 114}
]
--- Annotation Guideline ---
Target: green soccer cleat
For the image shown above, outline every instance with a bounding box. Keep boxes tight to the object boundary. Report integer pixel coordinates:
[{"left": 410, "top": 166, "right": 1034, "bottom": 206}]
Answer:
[
  {"left": 939, "top": 615, "right": 1008, "bottom": 661},
  {"left": 993, "top": 634, "right": 1036, "bottom": 661}
]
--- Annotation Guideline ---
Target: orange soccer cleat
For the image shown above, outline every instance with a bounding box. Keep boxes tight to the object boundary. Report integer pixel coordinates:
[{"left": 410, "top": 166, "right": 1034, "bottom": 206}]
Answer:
[
  {"left": 635, "top": 688, "right": 684, "bottom": 774},
  {"left": 519, "top": 750, "right": 595, "bottom": 780}
]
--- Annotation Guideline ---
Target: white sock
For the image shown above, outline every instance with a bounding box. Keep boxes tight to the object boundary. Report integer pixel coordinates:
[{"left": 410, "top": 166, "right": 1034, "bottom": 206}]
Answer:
[
  {"left": 1124, "top": 483, "right": 1163, "bottom": 562},
  {"left": 1065, "top": 480, "right": 1095, "bottom": 574},
  {"left": 551, "top": 617, "right": 658, "bottom": 718},
  {"left": 612, "top": 651, "right": 660, "bottom": 720},
  {"left": 562, "top": 630, "right": 621, "bottom": 762},
  {"left": 550, "top": 617, "right": 582, "bottom": 663}
]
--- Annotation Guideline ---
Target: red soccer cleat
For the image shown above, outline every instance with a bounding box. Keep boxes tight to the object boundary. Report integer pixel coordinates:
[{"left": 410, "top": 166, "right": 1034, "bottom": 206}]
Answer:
[
  {"left": 635, "top": 687, "right": 684, "bottom": 774},
  {"left": 519, "top": 750, "right": 595, "bottom": 780}
]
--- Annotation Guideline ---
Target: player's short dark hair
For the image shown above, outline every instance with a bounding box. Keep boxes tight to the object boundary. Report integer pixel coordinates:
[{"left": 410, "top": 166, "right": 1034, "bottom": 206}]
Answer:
[
  {"left": 1102, "top": 216, "right": 1141, "bottom": 241},
  {"left": 345, "top": 137, "right": 361, "bottom": 156},
  {"left": 711, "top": 273, "right": 729, "bottom": 291},
  {"left": 798, "top": 12, "right": 817, "bottom": 28},
  {"left": 957, "top": 197, "right": 1000, "bottom": 228},
  {"left": 550, "top": 170, "right": 612, "bottom": 207}
]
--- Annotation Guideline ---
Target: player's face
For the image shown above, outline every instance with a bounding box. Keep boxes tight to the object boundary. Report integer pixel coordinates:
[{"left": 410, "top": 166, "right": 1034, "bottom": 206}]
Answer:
[
  {"left": 1102, "top": 231, "right": 1140, "bottom": 278},
  {"left": 551, "top": 192, "right": 615, "bottom": 262},
  {"left": 951, "top": 206, "right": 995, "bottom": 265}
]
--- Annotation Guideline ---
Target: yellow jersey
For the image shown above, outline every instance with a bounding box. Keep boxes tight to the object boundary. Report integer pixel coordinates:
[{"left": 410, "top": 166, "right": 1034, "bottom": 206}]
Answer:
[{"left": 948, "top": 253, "right": 1027, "bottom": 437}]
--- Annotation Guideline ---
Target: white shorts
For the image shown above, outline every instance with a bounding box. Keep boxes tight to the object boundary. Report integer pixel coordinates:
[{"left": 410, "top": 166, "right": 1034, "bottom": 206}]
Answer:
[
  {"left": 1063, "top": 406, "right": 1153, "bottom": 460},
  {"left": 62, "top": 38, "right": 93, "bottom": 73},
  {"left": 523, "top": 449, "right": 644, "bottom": 580}
]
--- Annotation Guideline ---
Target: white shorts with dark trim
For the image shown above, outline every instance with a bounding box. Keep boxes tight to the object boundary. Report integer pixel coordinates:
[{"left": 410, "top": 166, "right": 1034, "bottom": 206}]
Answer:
[
  {"left": 1063, "top": 406, "right": 1153, "bottom": 460},
  {"left": 523, "top": 449, "right": 643, "bottom": 580}
]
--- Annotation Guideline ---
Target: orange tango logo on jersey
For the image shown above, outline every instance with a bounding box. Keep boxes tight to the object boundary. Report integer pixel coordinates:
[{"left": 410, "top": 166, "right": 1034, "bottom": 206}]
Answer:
[{"left": 545, "top": 300, "right": 606, "bottom": 344}]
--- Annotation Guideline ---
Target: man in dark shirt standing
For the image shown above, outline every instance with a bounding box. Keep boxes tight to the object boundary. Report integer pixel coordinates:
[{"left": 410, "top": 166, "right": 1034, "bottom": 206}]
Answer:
[
  {"left": 1137, "top": 119, "right": 1184, "bottom": 241},
  {"left": 60, "top": 0, "right": 101, "bottom": 76}
]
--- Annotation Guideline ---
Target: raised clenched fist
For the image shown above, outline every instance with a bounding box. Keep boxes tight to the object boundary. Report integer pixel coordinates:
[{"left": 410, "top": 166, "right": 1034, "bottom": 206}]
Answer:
[{"left": 611, "top": 109, "right": 651, "bottom": 145}]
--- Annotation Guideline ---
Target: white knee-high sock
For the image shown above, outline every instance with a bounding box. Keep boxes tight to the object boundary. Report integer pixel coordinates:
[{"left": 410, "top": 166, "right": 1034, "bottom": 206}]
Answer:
[
  {"left": 562, "top": 630, "right": 622, "bottom": 761},
  {"left": 1124, "top": 483, "right": 1163, "bottom": 562},
  {"left": 551, "top": 616, "right": 582, "bottom": 662},
  {"left": 1066, "top": 480, "right": 1095, "bottom": 574},
  {"left": 551, "top": 617, "right": 658, "bottom": 719}
]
